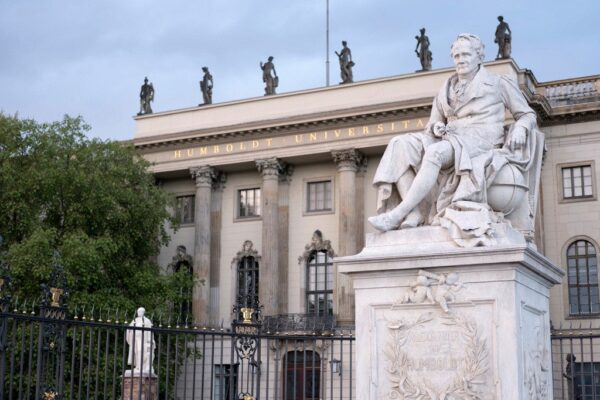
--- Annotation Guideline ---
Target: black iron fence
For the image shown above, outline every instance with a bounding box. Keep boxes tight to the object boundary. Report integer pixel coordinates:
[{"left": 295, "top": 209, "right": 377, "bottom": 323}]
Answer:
[
  {"left": 0, "top": 299, "right": 355, "bottom": 400},
  {"left": 552, "top": 326, "right": 600, "bottom": 400}
]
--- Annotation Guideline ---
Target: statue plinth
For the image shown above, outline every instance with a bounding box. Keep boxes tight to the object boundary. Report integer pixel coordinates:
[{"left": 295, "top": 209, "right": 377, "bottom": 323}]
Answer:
[
  {"left": 336, "top": 228, "right": 563, "bottom": 399},
  {"left": 122, "top": 370, "right": 158, "bottom": 400}
]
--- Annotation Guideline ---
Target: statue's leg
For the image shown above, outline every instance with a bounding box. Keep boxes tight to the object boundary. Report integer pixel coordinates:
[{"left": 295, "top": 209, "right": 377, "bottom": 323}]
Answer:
[
  {"left": 369, "top": 141, "right": 453, "bottom": 231},
  {"left": 396, "top": 169, "right": 424, "bottom": 228}
]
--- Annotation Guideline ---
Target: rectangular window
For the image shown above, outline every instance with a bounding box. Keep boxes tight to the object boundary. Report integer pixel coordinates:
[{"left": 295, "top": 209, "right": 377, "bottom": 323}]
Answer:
[
  {"left": 213, "top": 364, "right": 238, "bottom": 400},
  {"left": 562, "top": 165, "right": 593, "bottom": 199},
  {"left": 238, "top": 188, "right": 261, "bottom": 218},
  {"left": 306, "top": 180, "right": 332, "bottom": 212},
  {"left": 571, "top": 362, "right": 600, "bottom": 399},
  {"left": 306, "top": 251, "right": 333, "bottom": 317},
  {"left": 176, "top": 195, "right": 195, "bottom": 224}
]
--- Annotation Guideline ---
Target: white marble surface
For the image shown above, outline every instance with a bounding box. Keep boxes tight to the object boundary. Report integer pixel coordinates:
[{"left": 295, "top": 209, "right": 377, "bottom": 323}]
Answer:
[{"left": 337, "top": 238, "right": 562, "bottom": 399}]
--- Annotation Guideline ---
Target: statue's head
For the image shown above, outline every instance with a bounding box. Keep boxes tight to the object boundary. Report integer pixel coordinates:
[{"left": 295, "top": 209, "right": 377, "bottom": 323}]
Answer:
[
  {"left": 451, "top": 33, "right": 485, "bottom": 76},
  {"left": 566, "top": 353, "right": 576, "bottom": 362},
  {"left": 202, "top": 66, "right": 208, "bottom": 72},
  {"left": 268, "top": 56, "right": 274, "bottom": 61},
  {"left": 342, "top": 40, "right": 347, "bottom": 46},
  {"left": 311, "top": 230, "right": 323, "bottom": 245},
  {"left": 144, "top": 76, "right": 148, "bottom": 83},
  {"left": 242, "top": 240, "right": 253, "bottom": 252},
  {"left": 498, "top": 15, "right": 504, "bottom": 22},
  {"left": 176, "top": 245, "right": 186, "bottom": 256},
  {"left": 420, "top": 28, "right": 425, "bottom": 34},
  {"left": 137, "top": 307, "right": 145, "bottom": 318}
]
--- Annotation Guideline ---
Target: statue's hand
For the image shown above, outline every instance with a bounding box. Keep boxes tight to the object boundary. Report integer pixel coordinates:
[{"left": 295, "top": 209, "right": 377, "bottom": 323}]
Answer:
[
  {"left": 432, "top": 122, "right": 447, "bottom": 138},
  {"left": 509, "top": 126, "right": 527, "bottom": 150}
]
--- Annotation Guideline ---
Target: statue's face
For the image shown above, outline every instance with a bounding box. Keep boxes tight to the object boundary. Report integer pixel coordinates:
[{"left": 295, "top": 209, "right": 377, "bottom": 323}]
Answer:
[{"left": 452, "top": 40, "right": 479, "bottom": 77}]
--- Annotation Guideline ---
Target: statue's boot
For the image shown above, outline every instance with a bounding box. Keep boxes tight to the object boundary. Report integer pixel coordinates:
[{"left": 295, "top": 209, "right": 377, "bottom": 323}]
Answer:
[
  {"left": 369, "top": 160, "right": 439, "bottom": 232},
  {"left": 400, "top": 208, "right": 424, "bottom": 229}
]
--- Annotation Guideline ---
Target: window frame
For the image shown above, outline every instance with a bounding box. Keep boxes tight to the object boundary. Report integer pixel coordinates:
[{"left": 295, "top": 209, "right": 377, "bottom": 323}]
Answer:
[
  {"left": 212, "top": 363, "right": 239, "bottom": 400},
  {"left": 305, "top": 250, "right": 334, "bottom": 317},
  {"left": 234, "top": 185, "right": 262, "bottom": 221},
  {"left": 558, "top": 161, "right": 596, "bottom": 203},
  {"left": 303, "top": 176, "right": 335, "bottom": 216},
  {"left": 175, "top": 193, "right": 195, "bottom": 225},
  {"left": 565, "top": 238, "right": 600, "bottom": 317}
]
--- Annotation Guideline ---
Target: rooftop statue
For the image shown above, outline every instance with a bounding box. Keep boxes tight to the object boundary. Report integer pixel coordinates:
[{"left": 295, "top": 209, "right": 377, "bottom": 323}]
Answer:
[
  {"left": 494, "top": 16, "right": 512, "bottom": 59},
  {"left": 137, "top": 77, "right": 154, "bottom": 115},
  {"left": 335, "top": 41, "right": 354, "bottom": 84},
  {"left": 415, "top": 28, "right": 433, "bottom": 71},
  {"left": 199, "top": 66, "right": 213, "bottom": 105},
  {"left": 369, "top": 33, "right": 544, "bottom": 247},
  {"left": 260, "top": 56, "right": 278, "bottom": 95}
]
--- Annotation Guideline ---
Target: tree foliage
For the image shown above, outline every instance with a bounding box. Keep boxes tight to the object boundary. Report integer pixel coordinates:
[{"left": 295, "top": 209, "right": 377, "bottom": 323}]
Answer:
[{"left": 0, "top": 113, "right": 190, "bottom": 313}]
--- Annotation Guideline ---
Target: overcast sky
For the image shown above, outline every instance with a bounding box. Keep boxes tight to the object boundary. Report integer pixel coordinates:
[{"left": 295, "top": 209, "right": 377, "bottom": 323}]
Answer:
[{"left": 1, "top": 0, "right": 598, "bottom": 141}]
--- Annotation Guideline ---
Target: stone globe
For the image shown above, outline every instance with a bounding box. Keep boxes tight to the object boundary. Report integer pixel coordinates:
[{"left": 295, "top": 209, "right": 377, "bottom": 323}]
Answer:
[{"left": 487, "top": 163, "right": 528, "bottom": 215}]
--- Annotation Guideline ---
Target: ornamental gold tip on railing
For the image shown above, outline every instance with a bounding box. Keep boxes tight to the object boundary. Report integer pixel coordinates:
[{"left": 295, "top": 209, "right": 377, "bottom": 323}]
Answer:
[
  {"left": 241, "top": 307, "right": 255, "bottom": 324},
  {"left": 50, "top": 287, "right": 63, "bottom": 307}
]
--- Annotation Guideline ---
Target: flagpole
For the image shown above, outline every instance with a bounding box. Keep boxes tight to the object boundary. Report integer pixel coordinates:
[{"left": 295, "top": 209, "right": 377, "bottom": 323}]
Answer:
[{"left": 326, "top": 0, "right": 330, "bottom": 86}]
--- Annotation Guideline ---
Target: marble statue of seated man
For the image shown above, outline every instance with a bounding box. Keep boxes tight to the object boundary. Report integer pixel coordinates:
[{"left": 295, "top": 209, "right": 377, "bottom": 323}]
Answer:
[{"left": 369, "top": 33, "right": 543, "bottom": 247}]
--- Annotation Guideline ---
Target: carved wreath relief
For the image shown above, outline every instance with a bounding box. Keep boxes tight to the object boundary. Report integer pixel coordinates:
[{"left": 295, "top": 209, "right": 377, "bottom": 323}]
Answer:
[{"left": 385, "top": 270, "right": 491, "bottom": 399}]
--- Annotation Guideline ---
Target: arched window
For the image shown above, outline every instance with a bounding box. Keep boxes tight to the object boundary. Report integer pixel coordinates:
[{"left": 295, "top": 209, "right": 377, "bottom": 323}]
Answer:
[
  {"left": 233, "top": 240, "right": 260, "bottom": 311},
  {"left": 283, "top": 350, "right": 321, "bottom": 400},
  {"left": 567, "top": 240, "right": 599, "bottom": 315},
  {"left": 300, "top": 230, "right": 335, "bottom": 317}
]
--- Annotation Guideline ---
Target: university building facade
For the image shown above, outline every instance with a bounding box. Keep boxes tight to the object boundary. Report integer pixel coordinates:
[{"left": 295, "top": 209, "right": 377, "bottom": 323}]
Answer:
[{"left": 132, "top": 59, "right": 600, "bottom": 397}]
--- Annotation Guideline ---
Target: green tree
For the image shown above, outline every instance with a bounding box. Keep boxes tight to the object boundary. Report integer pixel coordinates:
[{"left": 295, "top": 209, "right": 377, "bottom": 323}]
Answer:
[{"left": 0, "top": 113, "right": 191, "bottom": 314}]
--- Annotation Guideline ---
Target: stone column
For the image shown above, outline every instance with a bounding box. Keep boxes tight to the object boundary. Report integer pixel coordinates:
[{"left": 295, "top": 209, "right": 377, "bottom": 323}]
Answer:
[
  {"left": 355, "top": 157, "right": 368, "bottom": 251},
  {"left": 278, "top": 165, "right": 294, "bottom": 314},
  {"left": 256, "top": 158, "right": 285, "bottom": 316},
  {"left": 189, "top": 166, "right": 216, "bottom": 324},
  {"left": 209, "top": 172, "right": 226, "bottom": 325},
  {"left": 332, "top": 149, "right": 363, "bottom": 324}
]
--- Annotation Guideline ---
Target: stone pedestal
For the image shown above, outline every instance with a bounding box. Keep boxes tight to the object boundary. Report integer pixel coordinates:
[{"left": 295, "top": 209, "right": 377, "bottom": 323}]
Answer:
[
  {"left": 336, "top": 225, "right": 563, "bottom": 400},
  {"left": 122, "top": 371, "right": 158, "bottom": 400}
]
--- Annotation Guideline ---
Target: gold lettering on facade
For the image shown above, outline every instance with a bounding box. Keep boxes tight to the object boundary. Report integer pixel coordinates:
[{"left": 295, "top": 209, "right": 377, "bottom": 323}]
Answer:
[{"left": 167, "top": 119, "right": 425, "bottom": 160}]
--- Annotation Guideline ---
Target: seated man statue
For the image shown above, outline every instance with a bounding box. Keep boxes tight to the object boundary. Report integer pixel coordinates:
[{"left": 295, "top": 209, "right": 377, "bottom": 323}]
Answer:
[{"left": 369, "top": 33, "right": 543, "bottom": 247}]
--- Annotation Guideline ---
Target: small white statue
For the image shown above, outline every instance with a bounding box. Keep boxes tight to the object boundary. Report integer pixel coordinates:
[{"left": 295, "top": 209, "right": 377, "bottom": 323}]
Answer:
[{"left": 126, "top": 307, "right": 155, "bottom": 374}]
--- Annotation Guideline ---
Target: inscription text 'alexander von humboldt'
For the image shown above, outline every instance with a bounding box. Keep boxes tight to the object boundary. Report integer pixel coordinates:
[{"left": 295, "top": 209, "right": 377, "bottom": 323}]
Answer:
[{"left": 171, "top": 119, "right": 425, "bottom": 160}]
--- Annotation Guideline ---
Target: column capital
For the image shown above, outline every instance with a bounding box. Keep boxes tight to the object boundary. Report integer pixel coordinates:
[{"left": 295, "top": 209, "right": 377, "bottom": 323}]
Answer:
[
  {"left": 190, "top": 165, "right": 216, "bottom": 187},
  {"left": 331, "top": 148, "right": 364, "bottom": 172},
  {"left": 255, "top": 158, "right": 287, "bottom": 178}
]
